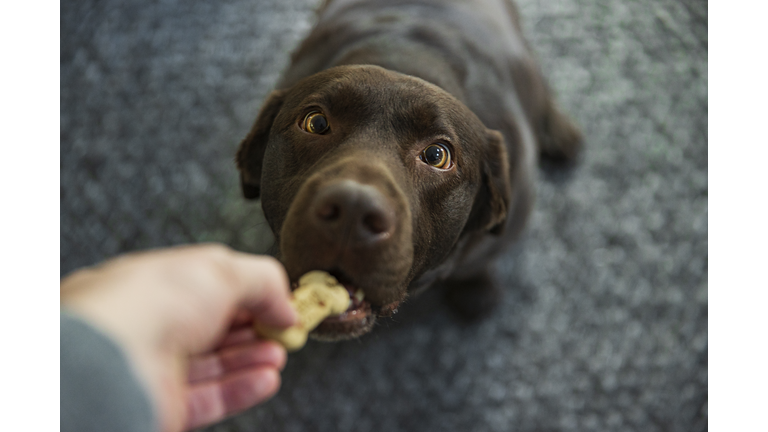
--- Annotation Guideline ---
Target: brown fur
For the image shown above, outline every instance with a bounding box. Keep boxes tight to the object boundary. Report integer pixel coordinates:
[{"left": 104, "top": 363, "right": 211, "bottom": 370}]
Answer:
[{"left": 237, "top": 0, "right": 581, "bottom": 338}]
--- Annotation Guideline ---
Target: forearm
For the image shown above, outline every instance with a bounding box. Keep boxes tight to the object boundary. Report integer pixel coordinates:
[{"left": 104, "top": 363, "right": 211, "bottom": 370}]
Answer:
[{"left": 60, "top": 310, "right": 157, "bottom": 432}]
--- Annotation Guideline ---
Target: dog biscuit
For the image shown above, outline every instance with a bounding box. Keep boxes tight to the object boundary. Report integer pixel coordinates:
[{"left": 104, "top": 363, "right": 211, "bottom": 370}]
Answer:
[{"left": 255, "top": 270, "right": 350, "bottom": 352}]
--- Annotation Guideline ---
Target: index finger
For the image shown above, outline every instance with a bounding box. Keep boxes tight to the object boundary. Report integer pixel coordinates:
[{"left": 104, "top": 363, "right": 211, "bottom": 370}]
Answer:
[{"left": 226, "top": 253, "right": 297, "bottom": 329}]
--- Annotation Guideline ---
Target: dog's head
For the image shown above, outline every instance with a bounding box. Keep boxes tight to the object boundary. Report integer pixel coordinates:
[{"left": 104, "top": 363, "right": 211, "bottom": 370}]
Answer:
[{"left": 237, "top": 65, "right": 511, "bottom": 339}]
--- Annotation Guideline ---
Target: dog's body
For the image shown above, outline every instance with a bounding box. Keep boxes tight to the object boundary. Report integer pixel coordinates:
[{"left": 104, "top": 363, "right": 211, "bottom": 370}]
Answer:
[{"left": 237, "top": 0, "right": 581, "bottom": 339}]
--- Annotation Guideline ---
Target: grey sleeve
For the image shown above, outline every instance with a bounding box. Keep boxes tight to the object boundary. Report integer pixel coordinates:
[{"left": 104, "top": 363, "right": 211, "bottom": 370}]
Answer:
[{"left": 60, "top": 311, "right": 157, "bottom": 432}]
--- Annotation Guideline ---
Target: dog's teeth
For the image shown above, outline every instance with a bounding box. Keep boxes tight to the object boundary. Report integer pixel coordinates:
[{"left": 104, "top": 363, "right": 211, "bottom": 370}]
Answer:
[{"left": 354, "top": 289, "right": 365, "bottom": 302}]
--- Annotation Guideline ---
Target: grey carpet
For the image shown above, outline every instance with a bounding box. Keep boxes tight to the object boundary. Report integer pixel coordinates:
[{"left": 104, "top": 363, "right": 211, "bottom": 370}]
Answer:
[{"left": 60, "top": 0, "right": 707, "bottom": 431}]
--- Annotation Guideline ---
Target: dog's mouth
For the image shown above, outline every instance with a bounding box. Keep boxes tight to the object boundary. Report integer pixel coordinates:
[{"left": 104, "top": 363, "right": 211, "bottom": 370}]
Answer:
[{"left": 295, "top": 269, "right": 400, "bottom": 341}]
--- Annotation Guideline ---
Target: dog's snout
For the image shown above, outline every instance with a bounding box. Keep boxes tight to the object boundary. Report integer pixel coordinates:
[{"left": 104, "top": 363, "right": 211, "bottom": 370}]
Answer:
[{"left": 312, "top": 180, "right": 395, "bottom": 244}]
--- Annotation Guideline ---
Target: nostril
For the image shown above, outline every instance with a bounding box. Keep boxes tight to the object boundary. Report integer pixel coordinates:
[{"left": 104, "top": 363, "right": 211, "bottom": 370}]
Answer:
[
  {"left": 312, "top": 180, "right": 395, "bottom": 243},
  {"left": 317, "top": 202, "right": 340, "bottom": 221},
  {"left": 362, "top": 211, "right": 392, "bottom": 236}
]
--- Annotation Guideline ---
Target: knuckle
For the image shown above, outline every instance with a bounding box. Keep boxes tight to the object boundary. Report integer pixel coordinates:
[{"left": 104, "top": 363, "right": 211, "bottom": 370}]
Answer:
[
  {"left": 259, "top": 256, "right": 287, "bottom": 280},
  {"left": 173, "top": 244, "right": 236, "bottom": 285},
  {"left": 198, "top": 243, "right": 233, "bottom": 259},
  {"left": 260, "top": 255, "right": 282, "bottom": 269}
]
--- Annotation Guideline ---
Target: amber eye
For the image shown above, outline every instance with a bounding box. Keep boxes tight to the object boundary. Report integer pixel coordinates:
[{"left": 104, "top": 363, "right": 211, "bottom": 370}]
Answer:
[
  {"left": 421, "top": 143, "right": 452, "bottom": 169},
  {"left": 302, "top": 111, "right": 329, "bottom": 134}
]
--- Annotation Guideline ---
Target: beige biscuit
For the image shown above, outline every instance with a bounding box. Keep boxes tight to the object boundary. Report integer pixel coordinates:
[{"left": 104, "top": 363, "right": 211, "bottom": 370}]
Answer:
[{"left": 255, "top": 271, "right": 350, "bottom": 352}]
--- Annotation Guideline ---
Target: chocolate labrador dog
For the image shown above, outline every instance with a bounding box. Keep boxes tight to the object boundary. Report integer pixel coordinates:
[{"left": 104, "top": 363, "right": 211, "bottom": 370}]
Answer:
[{"left": 236, "top": 0, "right": 581, "bottom": 340}]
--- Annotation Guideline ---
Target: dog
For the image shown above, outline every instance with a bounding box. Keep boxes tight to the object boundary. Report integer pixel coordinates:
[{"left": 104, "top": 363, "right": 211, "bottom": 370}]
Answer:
[{"left": 236, "top": 0, "right": 582, "bottom": 340}]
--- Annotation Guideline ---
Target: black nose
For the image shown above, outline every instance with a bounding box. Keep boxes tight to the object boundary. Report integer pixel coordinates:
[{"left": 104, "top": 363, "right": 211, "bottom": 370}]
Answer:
[{"left": 311, "top": 180, "right": 395, "bottom": 244}]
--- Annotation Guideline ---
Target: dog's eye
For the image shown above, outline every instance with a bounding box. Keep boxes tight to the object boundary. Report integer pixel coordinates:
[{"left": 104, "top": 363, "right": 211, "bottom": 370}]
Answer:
[
  {"left": 421, "top": 143, "right": 452, "bottom": 169},
  {"left": 302, "top": 111, "right": 329, "bottom": 134}
]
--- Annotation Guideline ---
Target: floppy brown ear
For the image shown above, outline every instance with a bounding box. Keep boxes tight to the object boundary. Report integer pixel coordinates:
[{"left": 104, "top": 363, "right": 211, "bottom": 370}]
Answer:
[
  {"left": 236, "top": 89, "right": 287, "bottom": 199},
  {"left": 469, "top": 129, "right": 512, "bottom": 235}
]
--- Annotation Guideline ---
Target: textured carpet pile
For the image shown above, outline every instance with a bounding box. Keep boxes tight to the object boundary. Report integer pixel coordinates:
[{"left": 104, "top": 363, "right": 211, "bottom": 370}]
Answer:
[{"left": 61, "top": 1, "right": 707, "bottom": 430}]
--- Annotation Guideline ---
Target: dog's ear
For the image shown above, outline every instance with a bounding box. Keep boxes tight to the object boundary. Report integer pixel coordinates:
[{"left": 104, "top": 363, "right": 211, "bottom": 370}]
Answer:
[
  {"left": 467, "top": 129, "right": 512, "bottom": 235},
  {"left": 236, "top": 89, "right": 287, "bottom": 199}
]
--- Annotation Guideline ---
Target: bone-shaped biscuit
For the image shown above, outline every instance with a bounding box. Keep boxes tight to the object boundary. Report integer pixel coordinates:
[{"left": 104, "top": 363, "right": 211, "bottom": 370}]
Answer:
[{"left": 255, "top": 271, "right": 350, "bottom": 352}]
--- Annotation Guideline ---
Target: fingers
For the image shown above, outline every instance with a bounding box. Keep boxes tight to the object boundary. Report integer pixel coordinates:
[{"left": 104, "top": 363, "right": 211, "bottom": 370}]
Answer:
[
  {"left": 188, "top": 340, "right": 287, "bottom": 384},
  {"left": 226, "top": 252, "right": 297, "bottom": 329},
  {"left": 184, "top": 367, "right": 280, "bottom": 431},
  {"left": 183, "top": 328, "right": 287, "bottom": 430},
  {"left": 229, "top": 308, "right": 254, "bottom": 328},
  {"left": 217, "top": 327, "right": 257, "bottom": 349}
]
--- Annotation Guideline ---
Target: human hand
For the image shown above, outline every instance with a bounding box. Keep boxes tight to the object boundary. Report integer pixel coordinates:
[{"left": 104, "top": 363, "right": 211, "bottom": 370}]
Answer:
[{"left": 60, "top": 244, "right": 298, "bottom": 431}]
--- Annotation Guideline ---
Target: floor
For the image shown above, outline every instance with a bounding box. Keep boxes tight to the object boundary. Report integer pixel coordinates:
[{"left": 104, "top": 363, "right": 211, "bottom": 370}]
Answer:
[{"left": 60, "top": 0, "right": 708, "bottom": 430}]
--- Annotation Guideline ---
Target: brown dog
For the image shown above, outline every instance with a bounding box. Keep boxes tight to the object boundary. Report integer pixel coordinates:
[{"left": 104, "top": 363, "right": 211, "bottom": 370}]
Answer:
[{"left": 236, "top": 0, "right": 581, "bottom": 340}]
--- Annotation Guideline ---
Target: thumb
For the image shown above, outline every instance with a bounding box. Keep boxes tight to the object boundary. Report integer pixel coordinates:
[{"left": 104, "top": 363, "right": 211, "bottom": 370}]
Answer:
[{"left": 227, "top": 253, "right": 297, "bottom": 328}]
